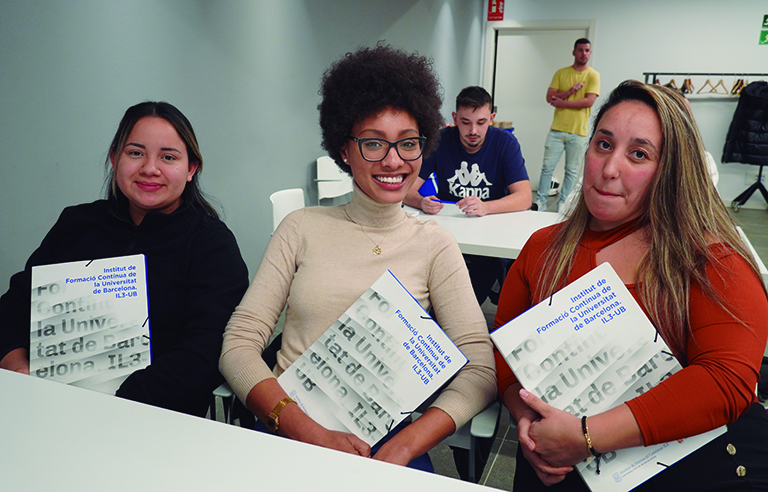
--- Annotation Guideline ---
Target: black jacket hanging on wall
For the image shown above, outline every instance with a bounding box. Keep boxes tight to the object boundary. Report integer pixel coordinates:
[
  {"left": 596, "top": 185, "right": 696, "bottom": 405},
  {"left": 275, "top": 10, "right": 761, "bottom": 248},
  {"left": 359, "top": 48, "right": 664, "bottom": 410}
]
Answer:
[{"left": 722, "top": 81, "right": 768, "bottom": 166}]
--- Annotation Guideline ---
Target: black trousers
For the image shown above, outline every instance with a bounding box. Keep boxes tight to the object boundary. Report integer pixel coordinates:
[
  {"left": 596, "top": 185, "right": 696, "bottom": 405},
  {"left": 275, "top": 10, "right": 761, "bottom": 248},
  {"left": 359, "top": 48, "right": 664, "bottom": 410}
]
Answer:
[
  {"left": 513, "top": 403, "right": 768, "bottom": 491},
  {"left": 465, "top": 254, "right": 509, "bottom": 306}
]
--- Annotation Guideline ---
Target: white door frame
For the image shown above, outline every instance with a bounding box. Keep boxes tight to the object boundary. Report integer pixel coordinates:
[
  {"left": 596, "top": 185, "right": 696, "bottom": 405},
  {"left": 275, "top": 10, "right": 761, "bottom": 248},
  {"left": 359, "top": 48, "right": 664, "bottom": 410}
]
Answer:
[{"left": 482, "top": 19, "right": 597, "bottom": 102}]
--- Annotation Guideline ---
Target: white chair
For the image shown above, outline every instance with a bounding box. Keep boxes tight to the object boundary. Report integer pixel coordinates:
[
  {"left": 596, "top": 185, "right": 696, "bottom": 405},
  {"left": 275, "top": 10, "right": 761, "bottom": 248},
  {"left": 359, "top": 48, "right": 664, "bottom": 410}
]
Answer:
[
  {"left": 413, "top": 400, "right": 502, "bottom": 482},
  {"left": 315, "top": 155, "right": 353, "bottom": 204},
  {"left": 270, "top": 188, "right": 305, "bottom": 232},
  {"left": 208, "top": 382, "right": 236, "bottom": 424}
]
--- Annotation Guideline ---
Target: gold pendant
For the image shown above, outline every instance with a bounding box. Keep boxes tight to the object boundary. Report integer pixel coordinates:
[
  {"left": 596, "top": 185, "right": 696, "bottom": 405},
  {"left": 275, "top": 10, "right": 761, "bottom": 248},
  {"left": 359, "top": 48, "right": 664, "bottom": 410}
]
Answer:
[{"left": 372, "top": 245, "right": 382, "bottom": 255}]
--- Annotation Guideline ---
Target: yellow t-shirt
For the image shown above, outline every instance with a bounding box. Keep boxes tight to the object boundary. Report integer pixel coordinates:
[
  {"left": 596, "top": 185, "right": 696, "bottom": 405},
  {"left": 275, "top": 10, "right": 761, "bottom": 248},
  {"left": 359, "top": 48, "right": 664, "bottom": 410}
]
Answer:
[{"left": 549, "top": 66, "right": 600, "bottom": 137}]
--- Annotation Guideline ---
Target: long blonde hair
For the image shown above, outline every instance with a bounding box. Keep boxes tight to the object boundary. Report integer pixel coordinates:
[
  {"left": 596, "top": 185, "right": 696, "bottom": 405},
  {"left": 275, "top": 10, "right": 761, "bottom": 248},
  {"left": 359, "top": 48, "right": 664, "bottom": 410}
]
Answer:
[{"left": 537, "top": 80, "right": 765, "bottom": 356}]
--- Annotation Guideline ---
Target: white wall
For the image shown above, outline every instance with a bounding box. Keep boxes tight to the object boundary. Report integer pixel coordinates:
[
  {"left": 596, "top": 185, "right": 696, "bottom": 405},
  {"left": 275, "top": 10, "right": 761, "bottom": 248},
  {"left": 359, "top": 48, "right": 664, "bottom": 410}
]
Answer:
[
  {"left": 0, "top": 0, "right": 485, "bottom": 291},
  {"left": 5, "top": 0, "right": 765, "bottom": 294},
  {"left": 486, "top": 23, "right": 594, "bottom": 192},
  {"left": 494, "top": 0, "right": 768, "bottom": 207}
]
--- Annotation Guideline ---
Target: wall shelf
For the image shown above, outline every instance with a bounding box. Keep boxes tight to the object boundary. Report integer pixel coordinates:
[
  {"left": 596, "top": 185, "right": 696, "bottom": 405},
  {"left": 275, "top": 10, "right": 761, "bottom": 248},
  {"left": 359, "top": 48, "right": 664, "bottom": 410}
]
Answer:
[{"left": 642, "top": 72, "right": 768, "bottom": 98}]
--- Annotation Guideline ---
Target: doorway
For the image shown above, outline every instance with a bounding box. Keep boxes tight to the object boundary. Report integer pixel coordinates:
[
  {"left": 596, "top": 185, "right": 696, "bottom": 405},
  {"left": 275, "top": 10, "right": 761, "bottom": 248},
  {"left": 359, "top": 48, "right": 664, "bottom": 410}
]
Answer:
[{"left": 483, "top": 21, "right": 595, "bottom": 193}]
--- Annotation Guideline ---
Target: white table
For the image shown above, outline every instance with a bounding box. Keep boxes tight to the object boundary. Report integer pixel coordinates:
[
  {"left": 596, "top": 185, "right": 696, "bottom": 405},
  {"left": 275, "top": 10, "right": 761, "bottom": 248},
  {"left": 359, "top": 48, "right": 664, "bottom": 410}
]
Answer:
[
  {"left": 406, "top": 205, "right": 768, "bottom": 285},
  {"left": 0, "top": 371, "right": 486, "bottom": 491},
  {"left": 404, "top": 204, "right": 560, "bottom": 259}
]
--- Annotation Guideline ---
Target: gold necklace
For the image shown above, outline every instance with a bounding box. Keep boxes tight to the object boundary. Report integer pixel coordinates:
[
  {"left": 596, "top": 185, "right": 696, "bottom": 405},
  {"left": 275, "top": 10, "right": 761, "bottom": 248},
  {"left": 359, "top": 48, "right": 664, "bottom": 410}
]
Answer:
[{"left": 344, "top": 208, "right": 394, "bottom": 255}]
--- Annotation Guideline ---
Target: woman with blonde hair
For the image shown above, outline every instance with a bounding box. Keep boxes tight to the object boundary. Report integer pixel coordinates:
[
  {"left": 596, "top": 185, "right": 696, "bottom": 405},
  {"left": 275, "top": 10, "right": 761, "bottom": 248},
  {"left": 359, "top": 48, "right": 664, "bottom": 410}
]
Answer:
[{"left": 495, "top": 80, "right": 768, "bottom": 490}]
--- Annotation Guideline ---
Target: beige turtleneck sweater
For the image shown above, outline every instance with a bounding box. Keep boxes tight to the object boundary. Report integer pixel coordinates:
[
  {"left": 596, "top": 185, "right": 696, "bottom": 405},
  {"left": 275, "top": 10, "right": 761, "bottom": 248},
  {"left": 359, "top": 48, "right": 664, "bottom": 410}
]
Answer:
[{"left": 220, "top": 185, "right": 496, "bottom": 429}]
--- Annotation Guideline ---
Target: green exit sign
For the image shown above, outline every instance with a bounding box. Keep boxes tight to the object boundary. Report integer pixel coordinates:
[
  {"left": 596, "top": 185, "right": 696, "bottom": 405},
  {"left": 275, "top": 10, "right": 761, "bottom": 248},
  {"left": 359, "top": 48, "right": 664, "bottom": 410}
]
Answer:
[{"left": 761, "top": 15, "right": 768, "bottom": 45}]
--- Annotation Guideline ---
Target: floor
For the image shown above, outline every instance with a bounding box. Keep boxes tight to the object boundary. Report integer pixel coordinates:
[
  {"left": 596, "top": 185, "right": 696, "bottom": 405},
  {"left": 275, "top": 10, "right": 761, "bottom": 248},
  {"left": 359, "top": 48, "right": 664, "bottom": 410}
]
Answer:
[
  {"left": 426, "top": 202, "right": 768, "bottom": 490},
  {"left": 734, "top": 207, "right": 768, "bottom": 269}
]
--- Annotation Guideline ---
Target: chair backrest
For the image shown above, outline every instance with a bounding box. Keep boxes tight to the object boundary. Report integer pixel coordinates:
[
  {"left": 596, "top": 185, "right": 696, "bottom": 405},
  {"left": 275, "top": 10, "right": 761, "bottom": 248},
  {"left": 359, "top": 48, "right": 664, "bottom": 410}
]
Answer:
[
  {"left": 316, "top": 156, "right": 353, "bottom": 204},
  {"left": 269, "top": 188, "right": 305, "bottom": 232}
]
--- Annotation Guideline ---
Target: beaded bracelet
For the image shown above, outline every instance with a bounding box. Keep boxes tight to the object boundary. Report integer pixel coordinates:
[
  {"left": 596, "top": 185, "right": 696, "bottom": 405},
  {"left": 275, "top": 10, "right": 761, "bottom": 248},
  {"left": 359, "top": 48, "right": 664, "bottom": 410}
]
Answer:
[{"left": 581, "top": 415, "right": 602, "bottom": 474}]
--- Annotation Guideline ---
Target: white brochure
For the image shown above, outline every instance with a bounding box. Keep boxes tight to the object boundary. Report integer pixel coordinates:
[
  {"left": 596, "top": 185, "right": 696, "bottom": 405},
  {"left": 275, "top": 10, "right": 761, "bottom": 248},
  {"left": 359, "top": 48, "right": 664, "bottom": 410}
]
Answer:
[
  {"left": 30, "top": 254, "right": 150, "bottom": 395},
  {"left": 491, "top": 262, "right": 724, "bottom": 492},
  {"left": 278, "top": 270, "right": 468, "bottom": 446}
]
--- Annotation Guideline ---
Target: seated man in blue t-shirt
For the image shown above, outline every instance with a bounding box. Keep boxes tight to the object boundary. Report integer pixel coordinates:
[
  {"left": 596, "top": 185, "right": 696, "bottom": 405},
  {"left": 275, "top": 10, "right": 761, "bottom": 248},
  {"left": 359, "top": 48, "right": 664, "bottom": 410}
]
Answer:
[
  {"left": 404, "top": 86, "right": 531, "bottom": 482},
  {"left": 404, "top": 86, "right": 531, "bottom": 217},
  {"left": 404, "top": 86, "right": 531, "bottom": 305}
]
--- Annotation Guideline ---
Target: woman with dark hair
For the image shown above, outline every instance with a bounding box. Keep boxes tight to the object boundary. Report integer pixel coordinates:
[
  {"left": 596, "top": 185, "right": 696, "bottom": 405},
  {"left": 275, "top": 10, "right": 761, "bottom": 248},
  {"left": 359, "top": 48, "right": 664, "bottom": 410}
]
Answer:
[
  {"left": 495, "top": 80, "right": 768, "bottom": 490},
  {"left": 105, "top": 101, "right": 219, "bottom": 219},
  {"left": 220, "top": 44, "right": 496, "bottom": 470},
  {"left": 0, "top": 101, "right": 249, "bottom": 417}
]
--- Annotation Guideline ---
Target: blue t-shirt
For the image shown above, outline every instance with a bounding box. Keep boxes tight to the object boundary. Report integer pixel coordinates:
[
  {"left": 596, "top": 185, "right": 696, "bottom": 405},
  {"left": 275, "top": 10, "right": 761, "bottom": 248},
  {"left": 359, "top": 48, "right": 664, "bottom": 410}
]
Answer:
[{"left": 419, "top": 126, "right": 528, "bottom": 202}]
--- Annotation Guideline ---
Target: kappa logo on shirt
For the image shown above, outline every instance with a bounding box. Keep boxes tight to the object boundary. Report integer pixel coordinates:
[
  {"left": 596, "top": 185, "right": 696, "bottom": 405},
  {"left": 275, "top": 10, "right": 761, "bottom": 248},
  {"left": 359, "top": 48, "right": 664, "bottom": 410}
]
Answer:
[{"left": 446, "top": 162, "right": 492, "bottom": 199}]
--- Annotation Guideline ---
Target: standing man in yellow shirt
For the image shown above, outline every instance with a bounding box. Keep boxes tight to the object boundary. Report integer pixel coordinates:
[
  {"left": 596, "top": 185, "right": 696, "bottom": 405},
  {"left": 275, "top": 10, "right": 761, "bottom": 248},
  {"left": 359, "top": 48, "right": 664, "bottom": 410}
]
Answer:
[{"left": 533, "top": 38, "right": 600, "bottom": 211}]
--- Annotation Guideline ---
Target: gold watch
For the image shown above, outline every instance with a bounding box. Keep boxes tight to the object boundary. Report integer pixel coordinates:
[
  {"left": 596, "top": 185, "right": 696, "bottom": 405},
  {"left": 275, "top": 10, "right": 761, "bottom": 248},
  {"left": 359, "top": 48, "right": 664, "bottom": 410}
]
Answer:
[{"left": 266, "top": 397, "right": 296, "bottom": 433}]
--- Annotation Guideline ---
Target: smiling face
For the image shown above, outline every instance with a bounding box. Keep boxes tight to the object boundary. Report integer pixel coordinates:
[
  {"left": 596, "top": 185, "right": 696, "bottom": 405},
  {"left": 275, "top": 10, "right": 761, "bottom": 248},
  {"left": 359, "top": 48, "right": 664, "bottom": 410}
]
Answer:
[
  {"left": 341, "top": 107, "right": 421, "bottom": 204},
  {"left": 583, "top": 100, "right": 662, "bottom": 231},
  {"left": 112, "top": 116, "right": 199, "bottom": 224},
  {"left": 452, "top": 104, "right": 495, "bottom": 154}
]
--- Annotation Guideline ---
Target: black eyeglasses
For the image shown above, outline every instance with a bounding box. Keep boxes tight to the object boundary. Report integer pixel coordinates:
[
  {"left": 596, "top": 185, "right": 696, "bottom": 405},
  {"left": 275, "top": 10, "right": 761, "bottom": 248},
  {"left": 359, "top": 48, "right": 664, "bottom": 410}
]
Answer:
[{"left": 347, "top": 135, "right": 427, "bottom": 162}]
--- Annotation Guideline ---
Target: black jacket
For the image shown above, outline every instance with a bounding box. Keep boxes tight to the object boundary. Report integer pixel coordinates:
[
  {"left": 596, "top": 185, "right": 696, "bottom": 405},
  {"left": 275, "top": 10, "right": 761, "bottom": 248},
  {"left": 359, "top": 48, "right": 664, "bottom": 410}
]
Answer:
[
  {"left": 722, "top": 81, "right": 768, "bottom": 166},
  {"left": 0, "top": 196, "right": 249, "bottom": 416}
]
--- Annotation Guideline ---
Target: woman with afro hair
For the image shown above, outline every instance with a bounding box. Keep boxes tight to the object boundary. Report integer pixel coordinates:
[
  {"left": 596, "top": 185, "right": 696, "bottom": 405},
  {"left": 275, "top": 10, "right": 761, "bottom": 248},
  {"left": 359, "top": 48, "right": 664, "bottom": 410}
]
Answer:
[{"left": 221, "top": 43, "right": 496, "bottom": 471}]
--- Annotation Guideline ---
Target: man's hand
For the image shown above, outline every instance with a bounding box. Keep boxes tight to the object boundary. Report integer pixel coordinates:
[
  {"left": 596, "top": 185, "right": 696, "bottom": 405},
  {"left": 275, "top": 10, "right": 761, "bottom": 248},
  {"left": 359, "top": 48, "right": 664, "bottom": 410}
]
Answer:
[
  {"left": 549, "top": 98, "right": 566, "bottom": 108},
  {"left": 0, "top": 348, "right": 30, "bottom": 374},
  {"left": 550, "top": 92, "right": 597, "bottom": 110},
  {"left": 549, "top": 83, "right": 584, "bottom": 107},
  {"left": 457, "top": 195, "right": 489, "bottom": 216},
  {"left": 420, "top": 196, "right": 444, "bottom": 215}
]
